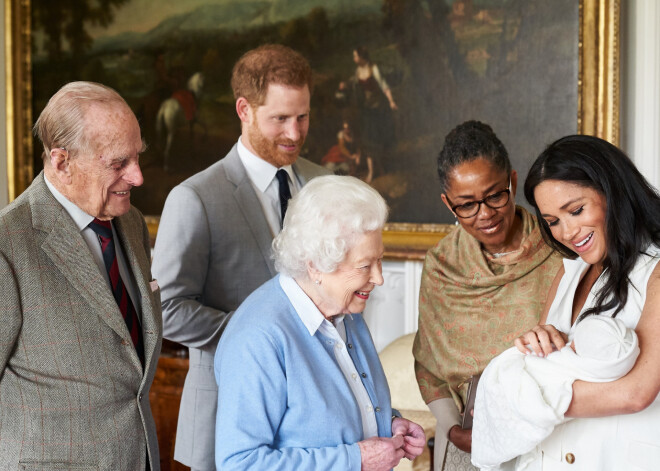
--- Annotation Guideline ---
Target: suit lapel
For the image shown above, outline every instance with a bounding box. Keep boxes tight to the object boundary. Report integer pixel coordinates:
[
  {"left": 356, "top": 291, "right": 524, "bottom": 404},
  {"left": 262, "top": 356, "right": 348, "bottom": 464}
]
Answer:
[
  {"left": 31, "top": 173, "right": 149, "bottom": 372},
  {"left": 31, "top": 176, "right": 133, "bottom": 347},
  {"left": 224, "top": 148, "right": 277, "bottom": 276},
  {"left": 292, "top": 158, "right": 314, "bottom": 186}
]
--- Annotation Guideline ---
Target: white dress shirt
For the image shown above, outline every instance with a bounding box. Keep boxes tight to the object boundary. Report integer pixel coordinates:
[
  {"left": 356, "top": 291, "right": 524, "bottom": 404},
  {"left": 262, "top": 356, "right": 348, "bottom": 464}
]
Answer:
[
  {"left": 44, "top": 175, "right": 142, "bottom": 320},
  {"left": 279, "top": 274, "right": 378, "bottom": 439},
  {"left": 237, "top": 137, "right": 301, "bottom": 236}
]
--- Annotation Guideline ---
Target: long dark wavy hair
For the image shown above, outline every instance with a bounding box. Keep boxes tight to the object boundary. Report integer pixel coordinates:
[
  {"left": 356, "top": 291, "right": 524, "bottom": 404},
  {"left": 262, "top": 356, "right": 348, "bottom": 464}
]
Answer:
[{"left": 524, "top": 134, "right": 660, "bottom": 320}]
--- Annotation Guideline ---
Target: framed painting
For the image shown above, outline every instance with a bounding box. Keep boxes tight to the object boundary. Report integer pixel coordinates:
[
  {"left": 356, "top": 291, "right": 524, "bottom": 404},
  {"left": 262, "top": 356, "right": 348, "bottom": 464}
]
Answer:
[{"left": 6, "top": 0, "right": 619, "bottom": 259}]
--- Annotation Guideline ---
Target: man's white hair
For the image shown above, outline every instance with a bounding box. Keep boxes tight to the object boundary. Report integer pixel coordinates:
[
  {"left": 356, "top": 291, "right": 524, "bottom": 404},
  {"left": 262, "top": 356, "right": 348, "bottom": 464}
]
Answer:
[
  {"left": 34, "top": 81, "right": 129, "bottom": 159},
  {"left": 273, "top": 175, "right": 388, "bottom": 279}
]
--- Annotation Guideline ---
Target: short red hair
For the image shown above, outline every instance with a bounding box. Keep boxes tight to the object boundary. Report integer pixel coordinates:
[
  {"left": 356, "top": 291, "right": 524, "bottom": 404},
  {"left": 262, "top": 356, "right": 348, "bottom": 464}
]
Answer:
[{"left": 231, "top": 44, "right": 313, "bottom": 106}]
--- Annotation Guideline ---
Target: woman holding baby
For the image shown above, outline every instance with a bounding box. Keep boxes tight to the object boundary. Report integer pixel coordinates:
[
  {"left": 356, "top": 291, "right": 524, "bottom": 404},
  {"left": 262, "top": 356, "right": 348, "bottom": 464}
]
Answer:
[{"left": 508, "top": 135, "right": 660, "bottom": 470}]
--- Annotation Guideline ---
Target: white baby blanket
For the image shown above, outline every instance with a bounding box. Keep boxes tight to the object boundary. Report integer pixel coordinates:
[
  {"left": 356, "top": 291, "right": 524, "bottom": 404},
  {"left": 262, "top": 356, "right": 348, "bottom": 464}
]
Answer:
[{"left": 471, "top": 316, "right": 639, "bottom": 471}]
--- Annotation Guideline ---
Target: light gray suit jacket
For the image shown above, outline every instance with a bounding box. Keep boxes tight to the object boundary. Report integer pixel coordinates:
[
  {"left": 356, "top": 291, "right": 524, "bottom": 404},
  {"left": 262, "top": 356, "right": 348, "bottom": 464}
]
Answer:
[
  {"left": 0, "top": 173, "right": 162, "bottom": 471},
  {"left": 151, "top": 145, "right": 329, "bottom": 470}
]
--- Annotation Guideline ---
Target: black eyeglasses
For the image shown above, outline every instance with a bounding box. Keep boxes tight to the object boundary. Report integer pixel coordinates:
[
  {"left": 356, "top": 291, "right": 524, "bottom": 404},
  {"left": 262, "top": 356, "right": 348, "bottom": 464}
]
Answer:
[{"left": 446, "top": 182, "right": 511, "bottom": 218}]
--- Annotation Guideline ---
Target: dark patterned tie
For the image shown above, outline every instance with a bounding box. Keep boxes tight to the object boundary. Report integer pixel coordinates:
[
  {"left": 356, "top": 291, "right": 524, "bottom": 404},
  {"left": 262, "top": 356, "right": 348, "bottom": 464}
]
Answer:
[
  {"left": 275, "top": 169, "right": 292, "bottom": 228},
  {"left": 88, "top": 218, "right": 144, "bottom": 364}
]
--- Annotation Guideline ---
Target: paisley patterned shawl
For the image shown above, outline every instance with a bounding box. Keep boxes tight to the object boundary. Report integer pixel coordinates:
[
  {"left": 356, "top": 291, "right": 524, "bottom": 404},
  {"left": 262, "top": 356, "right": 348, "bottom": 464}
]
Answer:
[{"left": 413, "top": 207, "right": 562, "bottom": 412}]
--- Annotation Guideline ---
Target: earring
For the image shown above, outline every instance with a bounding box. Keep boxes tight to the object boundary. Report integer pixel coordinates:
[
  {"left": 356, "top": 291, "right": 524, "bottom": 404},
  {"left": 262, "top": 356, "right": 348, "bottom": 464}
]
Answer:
[{"left": 315, "top": 279, "right": 321, "bottom": 285}]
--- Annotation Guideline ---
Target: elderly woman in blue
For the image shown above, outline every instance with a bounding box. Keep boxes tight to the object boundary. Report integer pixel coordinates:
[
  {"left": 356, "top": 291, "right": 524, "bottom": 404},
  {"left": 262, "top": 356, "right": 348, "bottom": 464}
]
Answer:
[{"left": 214, "top": 175, "right": 425, "bottom": 471}]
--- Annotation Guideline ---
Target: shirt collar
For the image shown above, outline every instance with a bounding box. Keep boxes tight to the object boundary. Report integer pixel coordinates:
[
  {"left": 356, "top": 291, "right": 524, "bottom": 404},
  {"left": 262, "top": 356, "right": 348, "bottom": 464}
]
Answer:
[
  {"left": 237, "top": 136, "right": 294, "bottom": 193},
  {"left": 44, "top": 174, "right": 95, "bottom": 231},
  {"left": 279, "top": 274, "right": 345, "bottom": 336}
]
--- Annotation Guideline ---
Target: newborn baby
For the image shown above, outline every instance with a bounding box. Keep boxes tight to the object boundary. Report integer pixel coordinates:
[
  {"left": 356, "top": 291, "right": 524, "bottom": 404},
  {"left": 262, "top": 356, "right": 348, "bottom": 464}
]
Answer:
[{"left": 471, "top": 315, "right": 639, "bottom": 471}]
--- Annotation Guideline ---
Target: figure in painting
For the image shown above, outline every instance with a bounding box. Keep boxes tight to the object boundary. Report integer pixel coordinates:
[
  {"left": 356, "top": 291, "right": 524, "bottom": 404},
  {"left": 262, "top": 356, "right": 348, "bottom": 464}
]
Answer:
[
  {"left": 322, "top": 120, "right": 374, "bottom": 183},
  {"left": 337, "top": 46, "right": 398, "bottom": 171}
]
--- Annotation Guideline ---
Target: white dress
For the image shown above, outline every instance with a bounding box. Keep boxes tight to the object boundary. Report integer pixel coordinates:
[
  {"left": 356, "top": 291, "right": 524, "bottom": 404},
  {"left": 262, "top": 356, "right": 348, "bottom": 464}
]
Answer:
[{"left": 519, "top": 246, "right": 660, "bottom": 470}]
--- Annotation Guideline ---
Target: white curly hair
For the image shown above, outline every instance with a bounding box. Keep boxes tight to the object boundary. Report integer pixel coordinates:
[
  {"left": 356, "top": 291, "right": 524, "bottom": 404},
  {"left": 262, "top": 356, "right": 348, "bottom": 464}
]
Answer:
[{"left": 272, "top": 175, "right": 388, "bottom": 279}]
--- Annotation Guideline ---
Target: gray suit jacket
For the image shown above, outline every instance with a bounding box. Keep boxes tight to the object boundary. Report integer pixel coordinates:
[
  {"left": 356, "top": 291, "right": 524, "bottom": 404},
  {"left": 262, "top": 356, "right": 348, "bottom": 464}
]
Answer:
[
  {"left": 151, "top": 145, "right": 329, "bottom": 470},
  {"left": 0, "top": 173, "right": 162, "bottom": 471}
]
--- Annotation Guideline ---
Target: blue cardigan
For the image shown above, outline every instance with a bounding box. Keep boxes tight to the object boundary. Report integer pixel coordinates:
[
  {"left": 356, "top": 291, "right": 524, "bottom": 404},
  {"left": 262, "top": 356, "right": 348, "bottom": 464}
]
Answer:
[{"left": 214, "top": 275, "right": 394, "bottom": 470}]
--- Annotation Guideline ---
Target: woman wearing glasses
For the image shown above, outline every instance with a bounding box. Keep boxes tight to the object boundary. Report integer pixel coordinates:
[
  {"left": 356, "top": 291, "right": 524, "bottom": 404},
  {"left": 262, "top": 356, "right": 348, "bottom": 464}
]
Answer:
[{"left": 413, "top": 121, "right": 562, "bottom": 470}]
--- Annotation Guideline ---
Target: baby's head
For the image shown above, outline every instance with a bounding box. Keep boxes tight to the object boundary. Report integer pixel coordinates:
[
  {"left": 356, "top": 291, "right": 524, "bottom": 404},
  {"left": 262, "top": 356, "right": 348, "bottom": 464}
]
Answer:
[{"left": 572, "top": 316, "right": 635, "bottom": 361}]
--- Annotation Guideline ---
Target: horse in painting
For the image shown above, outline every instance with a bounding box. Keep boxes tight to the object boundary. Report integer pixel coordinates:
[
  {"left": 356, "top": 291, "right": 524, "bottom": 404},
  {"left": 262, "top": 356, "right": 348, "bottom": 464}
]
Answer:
[{"left": 156, "top": 71, "right": 206, "bottom": 170}]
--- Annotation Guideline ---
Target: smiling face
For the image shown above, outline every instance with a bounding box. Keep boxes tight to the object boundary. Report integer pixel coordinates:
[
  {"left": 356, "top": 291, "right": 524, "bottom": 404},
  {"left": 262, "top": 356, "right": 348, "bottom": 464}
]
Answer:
[
  {"left": 311, "top": 231, "right": 385, "bottom": 319},
  {"left": 239, "top": 83, "right": 310, "bottom": 168},
  {"left": 441, "top": 157, "right": 520, "bottom": 253},
  {"left": 65, "top": 103, "right": 144, "bottom": 220},
  {"left": 534, "top": 180, "right": 608, "bottom": 267}
]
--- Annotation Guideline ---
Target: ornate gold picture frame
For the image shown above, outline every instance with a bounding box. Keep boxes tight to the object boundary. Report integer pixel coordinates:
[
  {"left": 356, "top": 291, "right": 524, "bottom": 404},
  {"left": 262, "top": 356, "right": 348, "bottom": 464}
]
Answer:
[{"left": 5, "top": 0, "right": 619, "bottom": 260}]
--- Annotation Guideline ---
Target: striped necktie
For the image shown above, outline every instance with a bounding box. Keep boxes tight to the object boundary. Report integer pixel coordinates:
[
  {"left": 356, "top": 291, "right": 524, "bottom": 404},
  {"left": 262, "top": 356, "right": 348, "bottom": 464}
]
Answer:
[{"left": 88, "top": 218, "right": 144, "bottom": 364}]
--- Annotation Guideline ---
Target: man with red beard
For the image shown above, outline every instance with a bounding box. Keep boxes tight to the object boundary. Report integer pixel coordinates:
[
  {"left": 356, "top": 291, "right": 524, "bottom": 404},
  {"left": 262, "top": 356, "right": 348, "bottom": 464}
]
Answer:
[{"left": 151, "top": 44, "right": 329, "bottom": 471}]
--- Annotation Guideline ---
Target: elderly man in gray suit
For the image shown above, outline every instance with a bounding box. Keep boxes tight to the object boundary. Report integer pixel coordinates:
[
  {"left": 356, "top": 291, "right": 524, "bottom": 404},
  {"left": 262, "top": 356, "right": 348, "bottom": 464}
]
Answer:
[
  {"left": 0, "top": 82, "right": 162, "bottom": 470},
  {"left": 152, "top": 44, "right": 330, "bottom": 470}
]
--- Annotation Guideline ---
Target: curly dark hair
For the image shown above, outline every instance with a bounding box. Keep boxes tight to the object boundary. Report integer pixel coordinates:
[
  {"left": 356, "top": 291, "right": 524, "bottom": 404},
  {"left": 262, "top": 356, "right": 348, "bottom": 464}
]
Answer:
[
  {"left": 437, "top": 120, "right": 511, "bottom": 191},
  {"left": 524, "top": 134, "right": 660, "bottom": 320}
]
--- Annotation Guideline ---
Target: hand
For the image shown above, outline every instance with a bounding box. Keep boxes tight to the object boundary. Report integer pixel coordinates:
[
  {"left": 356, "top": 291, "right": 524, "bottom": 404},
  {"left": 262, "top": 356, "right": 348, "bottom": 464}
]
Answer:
[
  {"left": 359, "top": 435, "right": 405, "bottom": 471},
  {"left": 389, "top": 100, "right": 398, "bottom": 110},
  {"left": 514, "top": 324, "right": 568, "bottom": 357},
  {"left": 448, "top": 425, "right": 472, "bottom": 453},
  {"left": 391, "top": 417, "right": 426, "bottom": 460}
]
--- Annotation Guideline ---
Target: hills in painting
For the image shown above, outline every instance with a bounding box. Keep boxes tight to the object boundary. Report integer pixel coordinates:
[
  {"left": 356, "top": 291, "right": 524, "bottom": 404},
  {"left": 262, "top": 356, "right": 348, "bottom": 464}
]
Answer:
[{"left": 90, "top": 0, "right": 382, "bottom": 53}]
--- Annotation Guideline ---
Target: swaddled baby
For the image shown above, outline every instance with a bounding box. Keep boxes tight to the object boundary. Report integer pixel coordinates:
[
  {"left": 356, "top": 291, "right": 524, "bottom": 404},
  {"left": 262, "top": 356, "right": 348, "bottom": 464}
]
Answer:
[
  {"left": 471, "top": 316, "right": 639, "bottom": 471},
  {"left": 570, "top": 314, "right": 635, "bottom": 361}
]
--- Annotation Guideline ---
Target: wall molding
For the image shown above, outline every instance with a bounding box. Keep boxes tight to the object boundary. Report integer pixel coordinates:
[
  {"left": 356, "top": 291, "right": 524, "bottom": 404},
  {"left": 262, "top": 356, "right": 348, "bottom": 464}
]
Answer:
[{"left": 363, "top": 260, "right": 423, "bottom": 352}]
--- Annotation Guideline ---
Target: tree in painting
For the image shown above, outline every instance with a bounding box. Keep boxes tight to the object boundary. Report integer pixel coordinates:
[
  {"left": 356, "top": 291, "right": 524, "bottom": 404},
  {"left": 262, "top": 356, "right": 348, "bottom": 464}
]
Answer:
[{"left": 33, "top": 0, "right": 130, "bottom": 69}]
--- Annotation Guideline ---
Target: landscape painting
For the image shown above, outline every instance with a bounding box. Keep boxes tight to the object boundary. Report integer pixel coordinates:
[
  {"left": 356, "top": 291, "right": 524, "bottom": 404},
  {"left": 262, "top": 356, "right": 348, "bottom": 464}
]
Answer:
[{"left": 28, "top": 0, "right": 580, "bottom": 225}]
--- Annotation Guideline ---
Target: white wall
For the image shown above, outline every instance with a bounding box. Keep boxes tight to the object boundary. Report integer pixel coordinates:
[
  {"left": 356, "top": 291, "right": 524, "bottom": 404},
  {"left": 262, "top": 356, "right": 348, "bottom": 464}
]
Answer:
[
  {"left": 622, "top": 0, "right": 660, "bottom": 188},
  {"left": 363, "top": 260, "right": 424, "bottom": 352}
]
